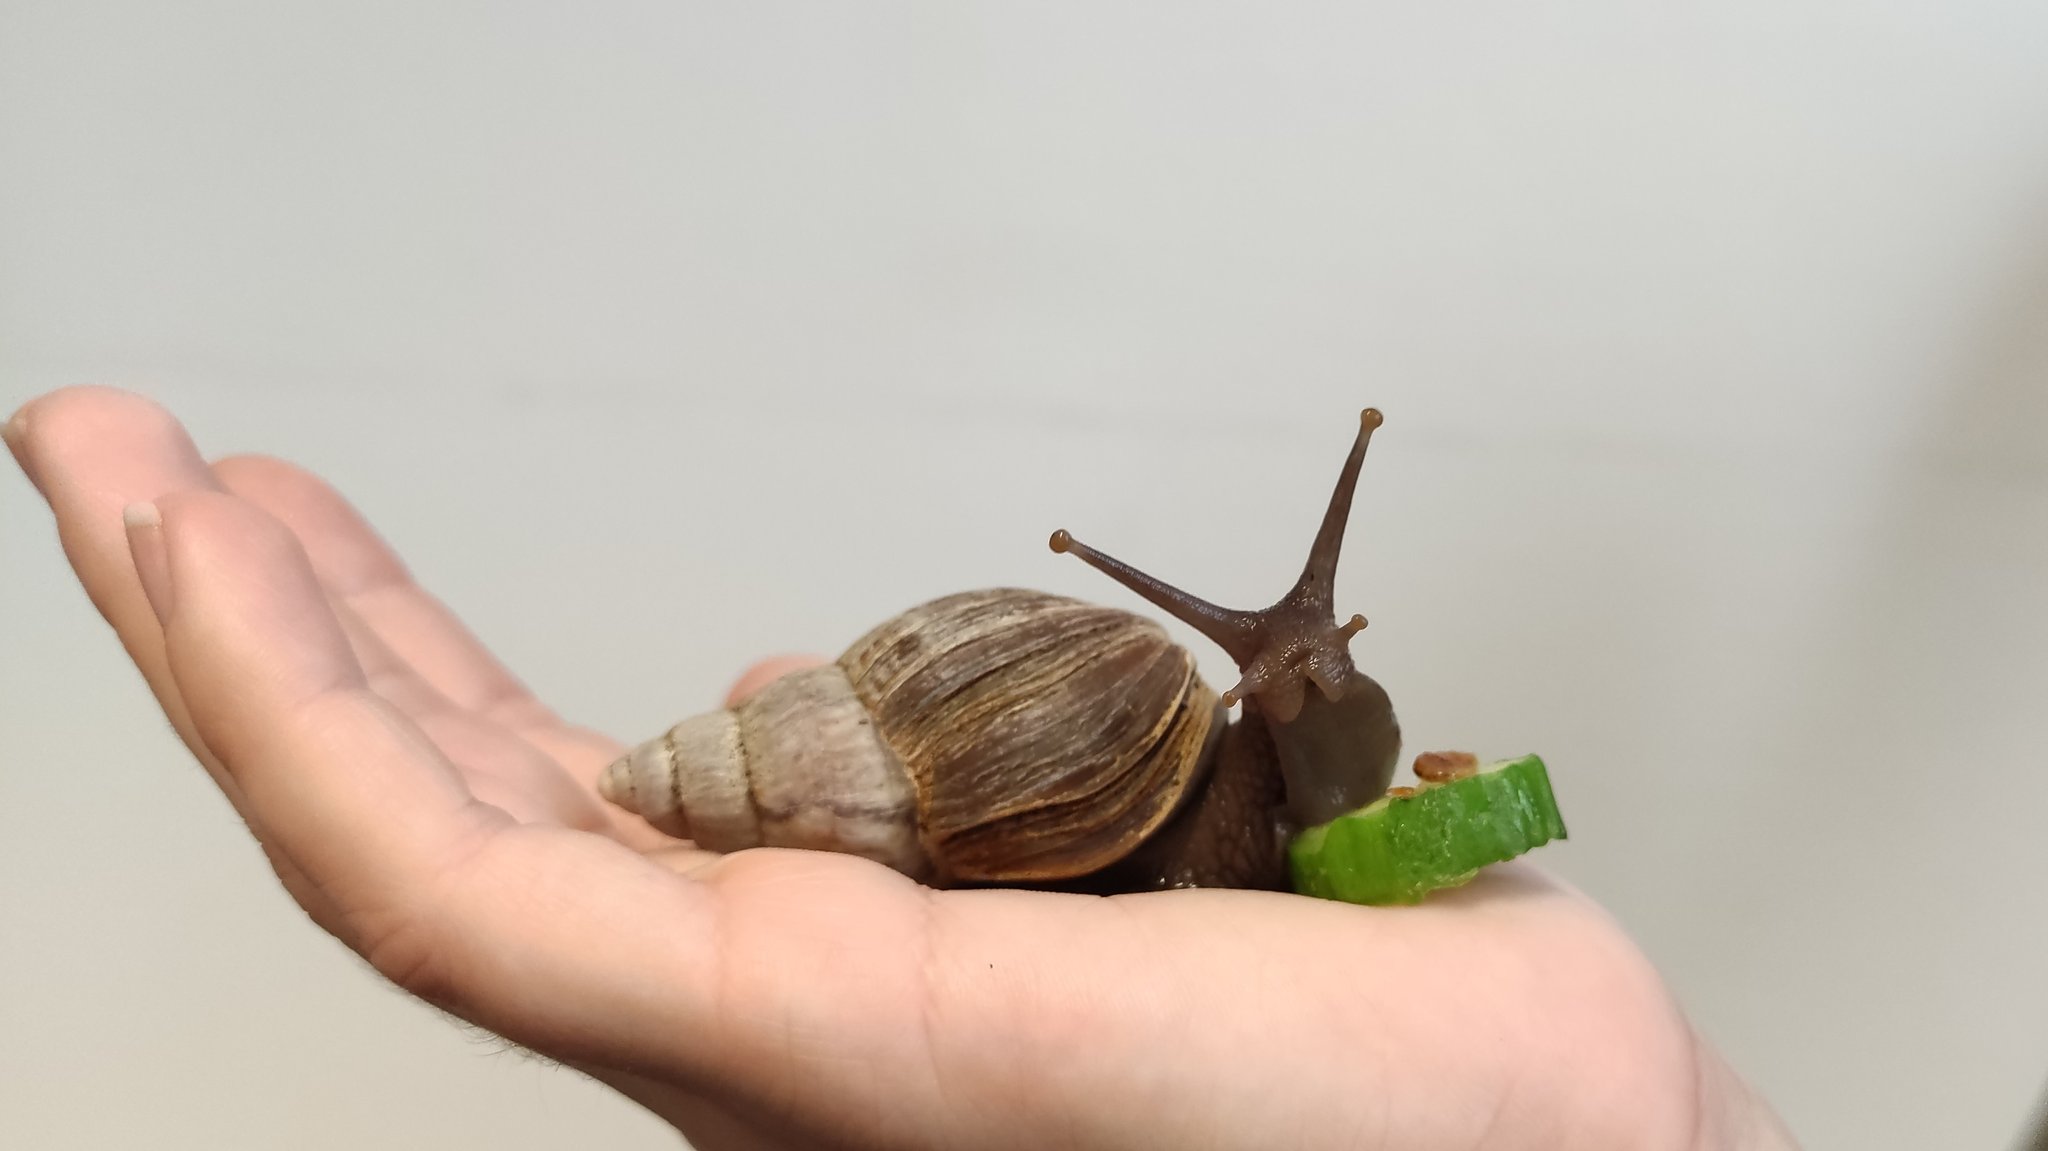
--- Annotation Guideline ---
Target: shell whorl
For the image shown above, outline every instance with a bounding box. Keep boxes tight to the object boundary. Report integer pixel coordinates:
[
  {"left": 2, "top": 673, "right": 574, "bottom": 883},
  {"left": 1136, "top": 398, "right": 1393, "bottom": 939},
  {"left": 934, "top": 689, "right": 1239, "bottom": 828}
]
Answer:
[
  {"left": 600, "top": 588, "right": 1220, "bottom": 885},
  {"left": 599, "top": 664, "right": 932, "bottom": 880}
]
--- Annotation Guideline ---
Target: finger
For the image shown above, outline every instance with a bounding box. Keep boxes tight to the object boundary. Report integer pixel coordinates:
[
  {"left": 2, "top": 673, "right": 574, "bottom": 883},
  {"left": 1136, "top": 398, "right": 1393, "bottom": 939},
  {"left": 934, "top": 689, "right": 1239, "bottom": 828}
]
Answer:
[
  {"left": 209, "top": 454, "right": 561, "bottom": 732},
  {"left": 9, "top": 390, "right": 245, "bottom": 804},
  {"left": 210, "top": 453, "right": 639, "bottom": 811},
  {"left": 211, "top": 455, "right": 685, "bottom": 852},
  {"left": 152, "top": 488, "right": 502, "bottom": 929},
  {"left": 266, "top": 565, "right": 615, "bottom": 830},
  {"left": 6, "top": 388, "right": 359, "bottom": 933},
  {"left": 147, "top": 491, "right": 755, "bottom": 1069},
  {"left": 345, "top": 615, "right": 618, "bottom": 833},
  {"left": 724, "top": 655, "right": 826, "bottom": 706},
  {"left": 10, "top": 387, "right": 222, "bottom": 688}
]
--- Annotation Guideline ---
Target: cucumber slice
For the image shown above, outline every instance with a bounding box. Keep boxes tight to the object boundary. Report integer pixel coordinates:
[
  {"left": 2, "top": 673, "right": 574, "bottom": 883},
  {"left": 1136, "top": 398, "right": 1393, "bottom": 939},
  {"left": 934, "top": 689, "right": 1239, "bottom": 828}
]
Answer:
[{"left": 1288, "top": 754, "right": 1567, "bottom": 906}]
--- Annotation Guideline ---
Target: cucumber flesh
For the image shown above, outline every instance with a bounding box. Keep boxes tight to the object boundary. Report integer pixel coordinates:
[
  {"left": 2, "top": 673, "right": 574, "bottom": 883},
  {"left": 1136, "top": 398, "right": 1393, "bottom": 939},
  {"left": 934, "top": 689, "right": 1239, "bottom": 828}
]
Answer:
[{"left": 1287, "top": 754, "right": 1567, "bottom": 906}]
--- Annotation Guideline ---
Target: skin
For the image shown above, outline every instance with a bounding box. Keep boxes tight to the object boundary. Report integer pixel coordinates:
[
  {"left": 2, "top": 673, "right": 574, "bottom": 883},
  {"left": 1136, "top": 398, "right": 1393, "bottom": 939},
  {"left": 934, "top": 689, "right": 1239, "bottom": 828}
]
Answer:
[{"left": 5, "top": 386, "right": 1802, "bottom": 1151}]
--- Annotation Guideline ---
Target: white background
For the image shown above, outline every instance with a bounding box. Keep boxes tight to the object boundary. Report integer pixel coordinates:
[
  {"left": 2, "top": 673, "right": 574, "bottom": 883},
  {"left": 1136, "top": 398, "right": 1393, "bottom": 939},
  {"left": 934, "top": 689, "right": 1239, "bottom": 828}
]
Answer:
[{"left": 5, "top": 3, "right": 2047, "bottom": 1148}]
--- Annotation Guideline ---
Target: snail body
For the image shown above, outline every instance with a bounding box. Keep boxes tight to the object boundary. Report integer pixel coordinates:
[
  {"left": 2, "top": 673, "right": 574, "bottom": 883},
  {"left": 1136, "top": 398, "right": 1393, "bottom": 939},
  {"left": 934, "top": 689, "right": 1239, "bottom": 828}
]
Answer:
[{"left": 600, "top": 410, "right": 1404, "bottom": 892}]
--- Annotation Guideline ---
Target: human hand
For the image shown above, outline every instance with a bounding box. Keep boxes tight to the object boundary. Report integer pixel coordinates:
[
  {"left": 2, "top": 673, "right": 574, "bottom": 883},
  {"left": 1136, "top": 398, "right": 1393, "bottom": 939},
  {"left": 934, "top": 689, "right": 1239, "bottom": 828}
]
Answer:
[{"left": 5, "top": 386, "right": 1798, "bottom": 1151}]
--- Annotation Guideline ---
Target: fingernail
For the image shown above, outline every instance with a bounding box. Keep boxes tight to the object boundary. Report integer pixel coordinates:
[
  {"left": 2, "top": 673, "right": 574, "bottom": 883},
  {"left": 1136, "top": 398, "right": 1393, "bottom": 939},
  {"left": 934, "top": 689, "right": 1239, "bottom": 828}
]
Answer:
[
  {"left": 2, "top": 407, "right": 35, "bottom": 490},
  {"left": 125, "top": 501, "right": 174, "bottom": 624}
]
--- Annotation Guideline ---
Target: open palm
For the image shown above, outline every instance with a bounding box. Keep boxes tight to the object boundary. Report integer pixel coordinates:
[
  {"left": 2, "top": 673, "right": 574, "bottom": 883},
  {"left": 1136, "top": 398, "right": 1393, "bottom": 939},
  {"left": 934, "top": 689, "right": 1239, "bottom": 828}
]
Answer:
[{"left": 6, "top": 387, "right": 1793, "bottom": 1151}]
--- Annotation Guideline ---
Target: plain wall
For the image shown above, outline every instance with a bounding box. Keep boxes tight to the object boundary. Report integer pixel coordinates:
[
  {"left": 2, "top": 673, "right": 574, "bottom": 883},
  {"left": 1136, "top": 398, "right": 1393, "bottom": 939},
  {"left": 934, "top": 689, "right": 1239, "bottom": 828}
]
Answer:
[{"left": 5, "top": 3, "right": 2048, "bottom": 1148}]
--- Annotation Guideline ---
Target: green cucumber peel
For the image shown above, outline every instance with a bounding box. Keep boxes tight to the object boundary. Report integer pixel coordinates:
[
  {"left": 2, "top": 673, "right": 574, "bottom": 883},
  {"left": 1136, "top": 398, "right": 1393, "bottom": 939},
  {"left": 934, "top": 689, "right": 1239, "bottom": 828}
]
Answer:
[{"left": 1287, "top": 754, "right": 1567, "bottom": 906}]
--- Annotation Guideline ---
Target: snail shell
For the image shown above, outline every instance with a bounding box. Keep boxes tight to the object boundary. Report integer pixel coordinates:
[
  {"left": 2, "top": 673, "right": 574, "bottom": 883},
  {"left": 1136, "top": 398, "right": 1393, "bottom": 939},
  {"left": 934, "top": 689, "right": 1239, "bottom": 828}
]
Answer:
[
  {"left": 600, "top": 588, "right": 1221, "bottom": 886},
  {"left": 602, "top": 408, "right": 1402, "bottom": 892}
]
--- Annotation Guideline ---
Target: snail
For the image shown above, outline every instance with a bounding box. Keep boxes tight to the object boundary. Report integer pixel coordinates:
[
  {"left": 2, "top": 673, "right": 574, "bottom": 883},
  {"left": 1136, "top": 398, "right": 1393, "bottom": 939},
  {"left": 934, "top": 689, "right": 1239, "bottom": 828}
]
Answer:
[{"left": 599, "top": 409, "right": 1403, "bottom": 892}]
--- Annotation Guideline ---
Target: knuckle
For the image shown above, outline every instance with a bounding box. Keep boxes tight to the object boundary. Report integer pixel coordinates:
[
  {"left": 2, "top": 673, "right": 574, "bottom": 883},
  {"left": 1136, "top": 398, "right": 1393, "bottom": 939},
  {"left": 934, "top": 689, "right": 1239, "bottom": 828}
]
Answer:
[{"left": 210, "top": 453, "right": 306, "bottom": 490}]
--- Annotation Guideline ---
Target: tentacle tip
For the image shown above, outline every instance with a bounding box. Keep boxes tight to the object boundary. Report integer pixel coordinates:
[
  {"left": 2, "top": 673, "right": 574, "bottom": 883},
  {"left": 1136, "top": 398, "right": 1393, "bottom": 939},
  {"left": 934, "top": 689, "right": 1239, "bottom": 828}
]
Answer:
[
  {"left": 1361, "top": 408, "right": 1384, "bottom": 430},
  {"left": 1048, "top": 528, "right": 1072, "bottom": 554},
  {"left": 1339, "top": 613, "right": 1368, "bottom": 638},
  {"left": 1220, "top": 688, "right": 1241, "bottom": 708}
]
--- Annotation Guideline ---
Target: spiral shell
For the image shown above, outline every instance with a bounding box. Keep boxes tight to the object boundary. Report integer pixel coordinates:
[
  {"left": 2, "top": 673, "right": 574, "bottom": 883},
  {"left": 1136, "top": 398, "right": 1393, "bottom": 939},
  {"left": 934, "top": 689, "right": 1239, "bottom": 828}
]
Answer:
[{"left": 599, "top": 588, "right": 1221, "bottom": 884}]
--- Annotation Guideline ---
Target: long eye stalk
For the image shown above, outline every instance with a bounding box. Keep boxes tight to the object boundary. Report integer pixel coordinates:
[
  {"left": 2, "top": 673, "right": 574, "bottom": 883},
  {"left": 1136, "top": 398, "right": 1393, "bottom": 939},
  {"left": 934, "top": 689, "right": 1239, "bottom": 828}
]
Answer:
[
  {"left": 1292, "top": 407, "right": 1382, "bottom": 607},
  {"left": 1049, "top": 408, "right": 1384, "bottom": 723},
  {"left": 1048, "top": 529, "right": 1261, "bottom": 664}
]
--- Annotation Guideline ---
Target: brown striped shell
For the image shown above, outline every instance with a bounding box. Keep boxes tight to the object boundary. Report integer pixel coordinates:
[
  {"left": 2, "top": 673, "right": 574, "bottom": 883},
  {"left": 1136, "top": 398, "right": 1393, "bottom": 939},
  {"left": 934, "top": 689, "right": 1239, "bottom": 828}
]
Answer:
[
  {"left": 598, "top": 587, "right": 1222, "bottom": 885},
  {"left": 601, "top": 408, "right": 1403, "bottom": 891}
]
